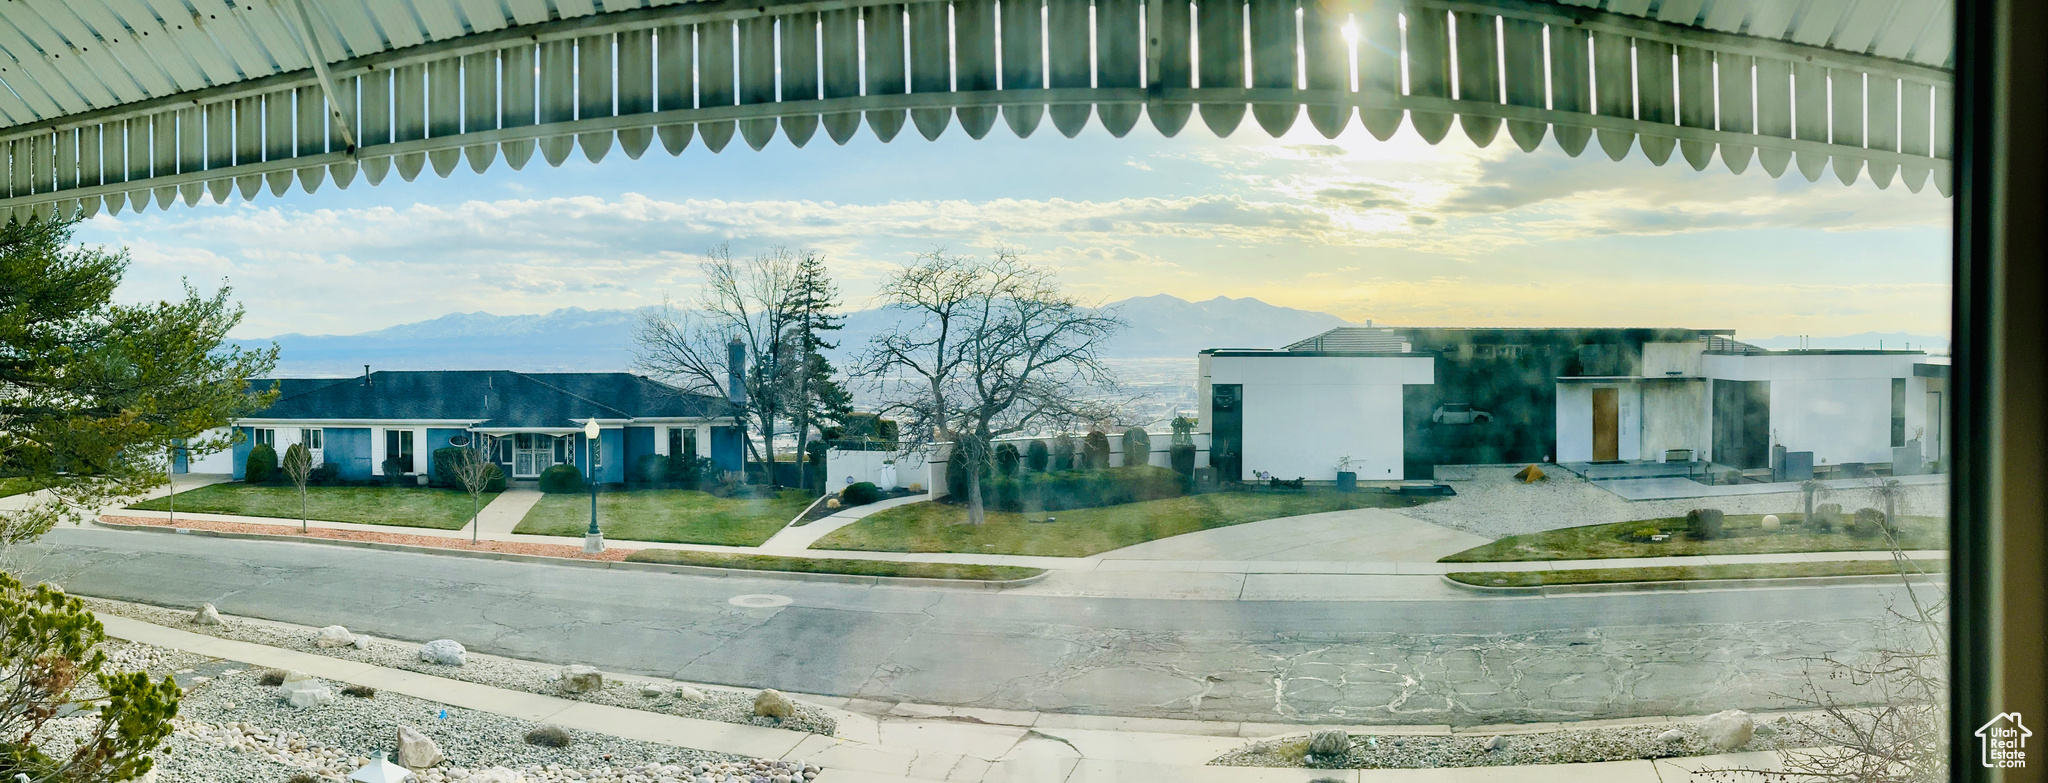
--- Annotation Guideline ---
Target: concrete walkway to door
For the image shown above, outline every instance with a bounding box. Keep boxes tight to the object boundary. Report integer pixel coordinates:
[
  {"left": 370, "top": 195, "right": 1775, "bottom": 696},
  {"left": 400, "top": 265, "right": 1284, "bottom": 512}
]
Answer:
[{"left": 466, "top": 487, "right": 545, "bottom": 538}]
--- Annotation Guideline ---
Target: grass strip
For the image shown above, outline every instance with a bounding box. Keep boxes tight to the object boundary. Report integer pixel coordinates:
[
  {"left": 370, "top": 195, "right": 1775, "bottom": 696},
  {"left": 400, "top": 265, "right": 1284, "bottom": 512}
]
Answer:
[
  {"left": 1440, "top": 514, "right": 1948, "bottom": 563},
  {"left": 1447, "top": 558, "right": 1948, "bottom": 588},
  {"left": 622, "top": 548, "right": 1045, "bottom": 582},
  {"left": 129, "top": 483, "right": 494, "bottom": 530}
]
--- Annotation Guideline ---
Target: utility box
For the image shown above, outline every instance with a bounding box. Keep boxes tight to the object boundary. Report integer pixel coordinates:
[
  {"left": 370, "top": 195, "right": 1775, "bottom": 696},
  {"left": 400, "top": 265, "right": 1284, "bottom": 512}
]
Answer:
[
  {"left": 1193, "top": 467, "right": 1218, "bottom": 491},
  {"left": 1779, "top": 451, "right": 1815, "bottom": 482}
]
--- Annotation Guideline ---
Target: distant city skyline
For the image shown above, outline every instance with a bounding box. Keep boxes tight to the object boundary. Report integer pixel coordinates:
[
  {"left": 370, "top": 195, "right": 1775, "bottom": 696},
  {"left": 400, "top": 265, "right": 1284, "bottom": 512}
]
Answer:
[{"left": 77, "top": 117, "right": 1951, "bottom": 341}]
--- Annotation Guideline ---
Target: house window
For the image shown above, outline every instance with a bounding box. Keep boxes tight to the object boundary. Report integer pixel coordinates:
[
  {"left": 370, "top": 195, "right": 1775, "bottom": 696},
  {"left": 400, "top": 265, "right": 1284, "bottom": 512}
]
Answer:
[
  {"left": 385, "top": 429, "right": 415, "bottom": 470},
  {"left": 300, "top": 428, "right": 322, "bottom": 450},
  {"left": 556, "top": 435, "right": 575, "bottom": 466},
  {"left": 1892, "top": 378, "right": 1907, "bottom": 448},
  {"left": 252, "top": 428, "right": 275, "bottom": 447}
]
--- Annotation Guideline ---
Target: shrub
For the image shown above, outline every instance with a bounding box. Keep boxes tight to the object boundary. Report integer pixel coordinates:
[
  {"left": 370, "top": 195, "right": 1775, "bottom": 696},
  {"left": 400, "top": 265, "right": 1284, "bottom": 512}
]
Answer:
[
  {"left": 945, "top": 450, "right": 991, "bottom": 501},
  {"left": 308, "top": 462, "right": 342, "bottom": 486},
  {"left": 841, "top": 481, "right": 885, "bottom": 506},
  {"left": 538, "top": 464, "right": 586, "bottom": 494},
  {"left": 290, "top": 773, "right": 322, "bottom": 783},
  {"left": 1050, "top": 434, "right": 1076, "bottom": 471},
  {"left": 523, "top": 725, "right": 572, "bottom": 748},
  {"left": 1849, "top": 507, "right": 1889, "bottom": 538},
  {"left": 666, "top": 453, "right": 715, "bottom": 489},
  {"left": 1083, "top": 430, "right": 1112, "bottom": 470},
  {"left": 1307, "top": 729, "right": 1351, "bottom": 757},
  {"left": 994, "top": 443, "right": 1021, "bottom": 477},
  {"left": 1812, "top": 502, "right": 1844, "bottom": 532},
  {"left": 1685, "top": 508, "right": 1725, "bottom": 540},
  {"left": 429, "top": 447, "right": 497, "bottom": 488},
  {"left": 979, "top": 466, "right": 1185, "bottom": 512},
  {"left": 257, "top": 669, "right": 288, "bottom": 686},
  {"left": 244, "top": 443, "right": 278, "bottom": 483},
  {"left": 340, "top": 684, "right": 376, "bottom": 698},
  {"left": 1624, "top": 526, "right": 1662, "bottom": 543},
  {"left": 380, "top": 457, "right": 411, "bottom": 485},
  {"left": 632, "top": 454, "right": 668, "bottom": 486},
  {"left": 1121, "top": 427, "right": 1151, "bottom": 468},
  {"left": 804, "top": 441, "right": 830, "bottom": 490},
  {"left": 1170, "top": 443, "right": 1197, "bottom": 480},
  {"left": 1025, "top": 440, "right": 1050, "bottom": 473}
]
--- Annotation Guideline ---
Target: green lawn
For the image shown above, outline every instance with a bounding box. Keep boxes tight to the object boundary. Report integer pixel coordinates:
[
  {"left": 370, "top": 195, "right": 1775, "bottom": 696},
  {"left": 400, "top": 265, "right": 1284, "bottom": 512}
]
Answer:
[
  {"left": 0, "top": 477, "right": 36, "bottom": 498},
  {"left": 514, "top": 488, "right": 813, "bottom": 547},
  {"left": 623, "top": 549, "right": 1043, "bottom": 581},
  {"left": 1448, "top": 558, "right": 1947, "bottom": 588},
  {"left": 1441, "top": 513, "right": 1948, "bottom": 563},
  {"left": 128, "top": 483, "right": 496, "bottom": 530},
  {"left": 811, "top": 491, "right": 1433, "bottom": 558}
]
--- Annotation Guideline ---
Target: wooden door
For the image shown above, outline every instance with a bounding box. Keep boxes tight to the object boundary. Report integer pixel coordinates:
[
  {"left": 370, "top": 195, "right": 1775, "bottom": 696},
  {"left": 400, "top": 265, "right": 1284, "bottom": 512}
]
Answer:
[{"left": 1591, "top": 388, "right": 1619, "bottom": 461}]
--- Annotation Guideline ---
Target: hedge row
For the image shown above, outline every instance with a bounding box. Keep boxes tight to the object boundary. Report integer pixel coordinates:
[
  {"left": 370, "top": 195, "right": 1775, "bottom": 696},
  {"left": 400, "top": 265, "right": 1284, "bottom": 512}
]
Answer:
[{"left": 967, "top": 466, "right": 1186, "bottom": 512}]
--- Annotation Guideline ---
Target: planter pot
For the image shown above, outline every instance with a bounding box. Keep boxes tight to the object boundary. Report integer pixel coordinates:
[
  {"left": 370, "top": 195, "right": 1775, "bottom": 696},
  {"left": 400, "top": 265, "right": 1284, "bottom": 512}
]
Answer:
[{"left": 1336, "top": 471, "right": 1358, "bottom": 492}]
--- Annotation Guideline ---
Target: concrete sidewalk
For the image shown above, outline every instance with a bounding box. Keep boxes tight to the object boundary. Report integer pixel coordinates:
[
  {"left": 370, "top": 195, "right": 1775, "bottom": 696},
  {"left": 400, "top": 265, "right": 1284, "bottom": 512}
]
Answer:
[
  {"left": 759, "top": 494, "right": 934, "bottom": 553},
  {"left": 97, "top": 611, "right": 1795, "bottom": 782}
]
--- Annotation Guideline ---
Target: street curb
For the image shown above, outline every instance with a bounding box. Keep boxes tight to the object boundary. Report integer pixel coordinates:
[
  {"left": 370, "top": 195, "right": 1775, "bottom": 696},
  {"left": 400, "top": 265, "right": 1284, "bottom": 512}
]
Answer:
[
  {"left": 1441, "top": 572, "right": 1947, "bottom": 596},
  {"left": 91, "top": 519, "right": 1052, "bottom": 591}
]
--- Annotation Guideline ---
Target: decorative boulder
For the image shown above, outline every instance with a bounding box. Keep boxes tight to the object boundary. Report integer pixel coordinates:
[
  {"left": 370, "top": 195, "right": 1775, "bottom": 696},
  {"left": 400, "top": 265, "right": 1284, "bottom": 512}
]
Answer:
[
  {"left": 1701, "top": 709, "right": 1755, "bottom": 751},
  {"left": 280, "top": 672, "right": 334, "bottom": 708},
  {"left": 1761, "top": 514, "right": 1782, "bottom": 531},
  {"left": 191, "top": 604, "right": 222, "bottom": 626},
  {"left": 314, "top": 625, "right": 356, "bottom": 648},
  {"left": 559, "top": 665, "right": 604, "bottom": 694},
  {"left": 469, "top": 768, "right": 527, "bottom": 783},
  {"left": 418, "top": 639, "right": 467, "bottom": 666},
  {"left": 1657, "top": 728, "right": 1687, "bottom": 745},
  {"left": 641, "top": 683, "right": 668, "bottom": 698},
  {"left": 753, "top": 689, "right": 795, "bottom": 720},
  {"left": 1482, "top": 735, "right": 1507, "bottom": 752},
  {"left": 351, "top": 634, "right": 373, "bottom": 650},
  {"left": 675, "top": 686, "right": 707, "bottom": 703},
  {"left": 396, "top": 725, "right": 445, "bottom": 769}
]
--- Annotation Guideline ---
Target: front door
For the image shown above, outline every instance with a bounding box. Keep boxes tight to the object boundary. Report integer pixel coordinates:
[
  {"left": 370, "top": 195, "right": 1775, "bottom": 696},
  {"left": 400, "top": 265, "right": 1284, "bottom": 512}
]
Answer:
[
  {"left": 1591, "top": 388, "right": 1619, "bottom": 462},
  {"left": 513, "top": 433, "right": 551, "bottom": 478}
]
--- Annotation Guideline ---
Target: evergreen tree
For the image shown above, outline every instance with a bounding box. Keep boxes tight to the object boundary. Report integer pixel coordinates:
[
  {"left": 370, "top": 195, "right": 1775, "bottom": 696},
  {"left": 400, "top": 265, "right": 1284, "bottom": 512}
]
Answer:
[{"left": 784, "top": 252, "right": 852, "bottom": 491}]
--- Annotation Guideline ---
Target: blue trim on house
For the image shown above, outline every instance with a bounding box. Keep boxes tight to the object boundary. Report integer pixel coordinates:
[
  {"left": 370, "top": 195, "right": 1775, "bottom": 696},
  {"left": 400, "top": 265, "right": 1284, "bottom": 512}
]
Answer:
[
  {"left": 232, "top": 428, "right": 253, "bottom": 480},
  {"left": 424, "top": 428, "right": 467, "bottom": 476},
  {"left": 623, "top": 426, "right": 656, "bottom": 472},
  {"left": 325, "top": 428, "right": 374, "bottom": 480},
  {"left": 711, "top": 426, "right": 742, "bottom": 473}
]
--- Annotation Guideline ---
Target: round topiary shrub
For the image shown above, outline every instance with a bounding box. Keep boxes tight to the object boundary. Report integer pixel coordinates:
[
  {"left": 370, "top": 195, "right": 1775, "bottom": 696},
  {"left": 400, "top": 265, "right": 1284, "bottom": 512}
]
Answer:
[
  {"left": 1083, "top": 430, "right": 1112, "bottom": 470},
  {"left": 243, "top": 443, "right": 278, "bottom": 483},
  {"left": 1848, "top": 507, "right": 1888, "bottom": 538},
  {"left": 524, "top": 725, "right": 572, "bottom": 748},
  {"left": 1685, "top": 508, "right": 1725, "bottom": 540},
  {"left": 994, "top": 443, "right": 1021, "bottom": 477},
  {"left": 1050, "top": 434, "right": 1076, "bottom": 471},
  {"left": 538, "top": 464, "right": 586, "bottom": 494},
  {"left": 841, "top": 481, "right": 885, "bottom": 506},
  {"left": 1121, "top": 427, "right": 1151, "bottom": 468},
  {"left": 1025, "top": 440, "right": 1050, "bottom": 473},
  {"left": 1812, "top": 502, "right": 1843, "bottom": 532}
]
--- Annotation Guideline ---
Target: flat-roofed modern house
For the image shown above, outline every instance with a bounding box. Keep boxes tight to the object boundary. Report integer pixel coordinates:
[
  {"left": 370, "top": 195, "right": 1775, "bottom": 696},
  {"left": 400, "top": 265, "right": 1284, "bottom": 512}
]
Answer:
[
  {"left": 1199, "top": 327, "right": 1948, "bottom": 483},
  {"left": 224, "top": 370, "right": 740, "bottom": 484}
]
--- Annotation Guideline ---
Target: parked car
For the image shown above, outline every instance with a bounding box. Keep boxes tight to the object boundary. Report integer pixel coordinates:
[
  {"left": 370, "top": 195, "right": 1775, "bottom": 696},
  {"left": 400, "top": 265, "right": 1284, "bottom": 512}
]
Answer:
[{"left": 1431, "top": 403, "right": 1493, "bottom": 425}]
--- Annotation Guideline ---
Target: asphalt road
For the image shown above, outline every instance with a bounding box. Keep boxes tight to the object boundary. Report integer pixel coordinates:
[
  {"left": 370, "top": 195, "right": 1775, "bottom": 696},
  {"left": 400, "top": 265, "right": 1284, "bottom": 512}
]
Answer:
[{"left": 17, "top": 526, "right": 1927, "bottom": 726}]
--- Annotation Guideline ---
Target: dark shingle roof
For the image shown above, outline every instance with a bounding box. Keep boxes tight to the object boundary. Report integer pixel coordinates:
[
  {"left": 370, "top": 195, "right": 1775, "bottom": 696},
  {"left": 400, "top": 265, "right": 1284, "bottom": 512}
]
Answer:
[{"left": 246, "top": 371, "right": 722, "bottom": 428}]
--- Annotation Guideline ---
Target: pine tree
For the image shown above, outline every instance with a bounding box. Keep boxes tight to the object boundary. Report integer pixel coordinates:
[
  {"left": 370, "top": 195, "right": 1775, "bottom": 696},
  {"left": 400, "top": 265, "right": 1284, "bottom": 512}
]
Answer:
[{"left": 784, "top": 253, "right": 852, "bottom": 492}]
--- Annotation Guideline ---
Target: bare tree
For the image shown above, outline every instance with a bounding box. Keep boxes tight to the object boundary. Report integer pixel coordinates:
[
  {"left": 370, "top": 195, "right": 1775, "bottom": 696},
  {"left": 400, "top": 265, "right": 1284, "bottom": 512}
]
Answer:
[
  {"left": 280, "top": 442, "right": 313, "bottom": 533},
  {"left": 451, "top": 437, "right": 502, "bottom": 544},
  {"left": 636, "top": 244, "right": 806, "bottom": 485},
  {"left": 860, "top": 247, "right": 1124, "bottom": 525}
]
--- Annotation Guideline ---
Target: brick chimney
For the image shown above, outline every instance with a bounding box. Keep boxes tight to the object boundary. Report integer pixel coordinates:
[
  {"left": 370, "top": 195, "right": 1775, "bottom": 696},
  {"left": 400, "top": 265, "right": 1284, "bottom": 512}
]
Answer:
[{"left": 727, "top": 337, "right": 747, "bottom": 406}]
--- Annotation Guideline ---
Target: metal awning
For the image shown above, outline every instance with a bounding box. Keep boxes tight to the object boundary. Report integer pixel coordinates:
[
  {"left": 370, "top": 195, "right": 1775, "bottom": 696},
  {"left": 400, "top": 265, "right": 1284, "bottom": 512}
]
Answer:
[{"left": 0, "top": 0, "right": 1954, "bottom": 219}]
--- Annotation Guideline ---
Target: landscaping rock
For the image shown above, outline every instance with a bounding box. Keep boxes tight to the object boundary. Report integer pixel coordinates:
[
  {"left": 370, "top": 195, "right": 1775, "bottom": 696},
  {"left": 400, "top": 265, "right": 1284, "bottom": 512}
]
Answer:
[
  {"left": 191, "top": 603, "right": 222, "bottom": 626},
  {"left": 558, "top": 665, "right": 603, "bottom": 694},
  {"left": 281, "top": 676, "right": 334, "bottom": 708},
  {"left": 1657, "top": 728, "right": 1687, "bottom": 745},
  {"left": 418, "top": 639, "right": 467, "bottom": 666},
  {"left": 350, "top": 634, "right": 372, "bottom": 650},
  {"left": 674, "top": 686, "right": 707, "bottom": 703},
  {"left": 754, "top": 689, "right": 795, "bottom": 721},
  {"left": 640, "top": 683, "right": 668, "bottom": 698},
  {"left": 468, "top": 768, "right": 528, "bottom": 783},
  {"left": 1701, "top": 710, "right": 1755, "bottom": 751},
  {"left": 395, "top": 724, "right": 444, "bottom": 768},
  {"left": 313, "top": 625, "right": 355, "bottom": 648},
  {"left": 1482, "top": 735, "right": 1507, "bottom": 752}
]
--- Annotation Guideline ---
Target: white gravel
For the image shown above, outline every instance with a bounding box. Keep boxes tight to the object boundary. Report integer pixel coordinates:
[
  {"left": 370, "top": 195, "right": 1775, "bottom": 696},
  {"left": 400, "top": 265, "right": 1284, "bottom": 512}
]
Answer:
[
  {"left": 1210, "top": 714, "right": 1820, "bottom": 769},
  {"left": 1396, "top": 467, "right": 1950, "bottom": 539},
  {"left": 81, "top": 597, "right": 838, "bottom": 737}
]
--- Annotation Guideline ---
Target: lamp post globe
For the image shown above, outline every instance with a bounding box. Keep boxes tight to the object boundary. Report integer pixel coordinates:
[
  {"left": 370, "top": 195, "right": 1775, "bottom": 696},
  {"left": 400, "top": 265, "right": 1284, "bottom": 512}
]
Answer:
[{"left": 583, "top": 420, "right": 604, "bottom": 553}]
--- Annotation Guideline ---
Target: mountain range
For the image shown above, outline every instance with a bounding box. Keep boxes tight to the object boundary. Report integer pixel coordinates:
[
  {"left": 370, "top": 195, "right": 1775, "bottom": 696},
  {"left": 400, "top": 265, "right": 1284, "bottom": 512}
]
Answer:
[{"left": 236, "top": 294, "right": 1358, "bottom": 376}]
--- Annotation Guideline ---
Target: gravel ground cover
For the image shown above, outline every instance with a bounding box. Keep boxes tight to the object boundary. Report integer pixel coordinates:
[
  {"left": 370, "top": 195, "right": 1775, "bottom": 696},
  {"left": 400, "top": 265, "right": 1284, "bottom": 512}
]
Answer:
[
  {"left": 41, "top": 639, "right": 814, "bottom": 782},
  {"left": 1210, "top": 714, "right": 1818, "bottom": 769},
  {"left": 83, "top": 597, "right": 838, "bottom": 737},
  {"left": 100, "top": 514, "right": 638, "bottom": 561},
  {"left": 1397, "top": 467, "right": 1950, "bottom": 540}
]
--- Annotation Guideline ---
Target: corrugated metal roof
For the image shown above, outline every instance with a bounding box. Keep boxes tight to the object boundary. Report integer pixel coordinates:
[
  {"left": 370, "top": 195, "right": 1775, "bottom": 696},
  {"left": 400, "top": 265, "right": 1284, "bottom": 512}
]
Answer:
[
  {"left": 0, "top": 0, "right": 1955, "bottom": 220},
  {"left": 1285, "top": 327, "right": 1412, "bottom": 353}
]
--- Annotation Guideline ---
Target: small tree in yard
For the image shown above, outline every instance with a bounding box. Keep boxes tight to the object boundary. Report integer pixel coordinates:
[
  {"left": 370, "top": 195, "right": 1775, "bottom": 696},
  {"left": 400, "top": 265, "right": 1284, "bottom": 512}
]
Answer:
[
  {"left": 860, "top": 247, "right": 1123, "bottom": 525},
  {"left": 280, "top": 443, "right": 314, "bottom": 533},
  {"left": 0, "top": 570, "right": 182, "bottom": 783},
  {"left": 451, "top": 440, "right": 504, "bottom": 544}
]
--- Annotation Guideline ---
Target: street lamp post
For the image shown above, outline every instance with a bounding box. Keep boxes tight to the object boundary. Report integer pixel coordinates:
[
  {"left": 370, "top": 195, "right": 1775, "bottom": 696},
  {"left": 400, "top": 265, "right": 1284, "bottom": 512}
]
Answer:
[{"left": 583, "top": 420, "right": 604, "bottom": 553}]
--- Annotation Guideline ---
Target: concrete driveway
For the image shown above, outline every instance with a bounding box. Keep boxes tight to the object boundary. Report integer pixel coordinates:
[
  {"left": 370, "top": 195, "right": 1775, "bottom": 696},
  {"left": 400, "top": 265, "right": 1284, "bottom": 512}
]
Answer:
[{"left": 1093, "top": 508, "right": 1489, "bottom": 563}]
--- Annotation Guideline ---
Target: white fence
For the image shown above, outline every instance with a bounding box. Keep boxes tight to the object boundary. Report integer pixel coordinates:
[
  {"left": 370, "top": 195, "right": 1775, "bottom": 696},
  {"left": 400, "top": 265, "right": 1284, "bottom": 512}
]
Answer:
[{"left": 830, "top": 433, "right": 1210, "bottom": 498}]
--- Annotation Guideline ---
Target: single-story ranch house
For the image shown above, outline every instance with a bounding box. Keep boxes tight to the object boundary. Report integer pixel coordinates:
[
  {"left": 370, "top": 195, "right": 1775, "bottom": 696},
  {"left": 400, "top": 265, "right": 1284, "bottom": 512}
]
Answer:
[
  {"left": 1199, "top": 327, "right": 1948, "bottom": 483},
  {"left": 218, "top": 370, "right": 741, "bottom": 484}
]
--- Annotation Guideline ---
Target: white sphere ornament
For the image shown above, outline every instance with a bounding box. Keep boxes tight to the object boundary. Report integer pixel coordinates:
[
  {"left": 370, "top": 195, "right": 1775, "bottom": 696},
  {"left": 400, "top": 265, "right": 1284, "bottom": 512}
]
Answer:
[{"left": 1761, "top": 514, "right": 1781, "bottom": 531}]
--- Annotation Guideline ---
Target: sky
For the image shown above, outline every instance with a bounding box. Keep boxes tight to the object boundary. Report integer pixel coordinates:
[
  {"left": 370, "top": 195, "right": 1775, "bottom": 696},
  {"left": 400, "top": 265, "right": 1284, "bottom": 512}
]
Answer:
[{"left": 76, "top": 110, "right": 1953, "bottom": 341}]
